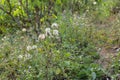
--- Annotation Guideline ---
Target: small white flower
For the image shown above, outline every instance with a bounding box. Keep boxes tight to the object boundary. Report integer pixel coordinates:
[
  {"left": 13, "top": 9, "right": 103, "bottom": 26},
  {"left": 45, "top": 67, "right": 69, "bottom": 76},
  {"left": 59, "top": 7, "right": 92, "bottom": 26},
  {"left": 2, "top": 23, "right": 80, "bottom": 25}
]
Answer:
[
  {"left": 32, "top": 45, "right": 37, "bottom": 49},
  {"left": 24, "top": 54, "right": 32, "bottom": 59},
  {"left": 1, "top": 36, "right": 7, "bottom": 41},
  {"left": 38, "top": 34, "right": 46, "bottom": 40},
  {"left": 29, "top": 66, "right": 31, "bottom": 69},
  {"left": 116, "top": 48, "right": 120, "bottom": 52},
  {"left": 4, "top": 36, "right": 7, "bottom": 39},
  {"left": 53, "top": 30, "right": 59, "bottom": 36},
  {"left": 27, "top": 45, "right": 32, "bottom": 51},
  {"left": 51, "top": 23, "right": 59, "bottom": 28},
  {"left": 45, "top": 28, "right": 52, "bottom": 36},
  {"left": 20, "top": 36, "right": 24, "bottom": 39},
  {"left": 24, "top": 70, "right": 27, "bottom": 73},
  {"left": 98, "top": 48, "right": 101, "bottom": 52},
  {"left": 86, "top": 9, "right": 89, "bottom": 12},
  {"left": 18, "top": 55, "right": 23, "bottom": 59},
  {"left": 2, "top": 38, "right": 4, "bottom": 41},
  {"left": 22, "top": 28, "right": 27, "bottom": 32},
  {"left": 93, "top": 1, "right": 97, "bottom": 5}
]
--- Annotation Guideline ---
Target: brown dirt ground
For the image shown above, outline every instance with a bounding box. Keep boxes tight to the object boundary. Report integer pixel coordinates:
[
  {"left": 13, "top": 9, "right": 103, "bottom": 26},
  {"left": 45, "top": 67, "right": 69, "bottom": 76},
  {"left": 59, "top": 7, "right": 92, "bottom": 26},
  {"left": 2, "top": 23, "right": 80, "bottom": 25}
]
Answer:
[
  {"left": 96, "top": 14, "right": 120, "bottom": 69},
  {"left": 98, "top": 47, "right": 119, "bottom": 69}
]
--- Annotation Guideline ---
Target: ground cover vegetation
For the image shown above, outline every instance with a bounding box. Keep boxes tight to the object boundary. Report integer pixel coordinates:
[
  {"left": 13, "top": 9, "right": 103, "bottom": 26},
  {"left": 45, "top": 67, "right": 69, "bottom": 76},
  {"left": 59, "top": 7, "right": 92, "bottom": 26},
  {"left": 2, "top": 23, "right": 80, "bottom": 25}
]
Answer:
[{"left": 0, "top": 0, "right": 120, "bottom": 80}]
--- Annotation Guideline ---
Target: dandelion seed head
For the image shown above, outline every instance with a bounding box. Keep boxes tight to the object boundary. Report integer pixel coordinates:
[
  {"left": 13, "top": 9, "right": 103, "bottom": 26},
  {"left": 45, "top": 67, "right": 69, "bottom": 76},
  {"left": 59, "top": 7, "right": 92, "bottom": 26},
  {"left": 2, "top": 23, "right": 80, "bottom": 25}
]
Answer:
[
  {"left": 51, "top": 23, "right": 59, "bottom": 29},
  {"left": 27, "top": 45, "right": 32, "bottom": 51},
  {"left": 24, "top": 54, "right": 32, "bottom": 59},
  {"left": 38, "top": 34, "right": 46, "bottom": 40},
  {"left": 22, "top": 28, "right": 27, "bottom": 32},
  {"left": 93, "top": 1, "right": 97, "bottom": 5},
  {"left": 53, "top": 30, "right": 59, "bottom": 36},
  {"left": 18, "top": 55, "right": 23, "bottom": 59},
  {"left": 45, "top": 28, "right": 52, "bottom": 36},
  {"left": 32, "top": 45, "right": 37, "bottom": 49}
]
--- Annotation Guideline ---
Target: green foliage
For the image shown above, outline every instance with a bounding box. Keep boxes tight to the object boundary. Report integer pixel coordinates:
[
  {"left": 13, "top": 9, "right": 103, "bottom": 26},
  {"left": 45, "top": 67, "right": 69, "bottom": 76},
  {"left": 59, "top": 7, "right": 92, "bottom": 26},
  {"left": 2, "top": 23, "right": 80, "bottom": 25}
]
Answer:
[
  {"left": 0, "top": 0, "right": 120, "bottom": 80},
  {"left": 0, "top": 0, "right": 119, "bottom": 32},
  {"left": 0, "top": 12, "right": 108, "bottom": 79}
]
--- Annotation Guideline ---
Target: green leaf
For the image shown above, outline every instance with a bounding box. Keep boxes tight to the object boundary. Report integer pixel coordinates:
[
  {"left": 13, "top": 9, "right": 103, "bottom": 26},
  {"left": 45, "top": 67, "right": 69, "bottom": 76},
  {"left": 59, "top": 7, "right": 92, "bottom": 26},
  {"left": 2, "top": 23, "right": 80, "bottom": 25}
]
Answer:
[
  {"left": 92, "top": 72, "right": 96, "bottom": 80},
  {"left": 65, "top": 52, "right": 71, "bottom": 58},
  {"left": 64, "top": 61, "right": 70, "bottom": 66},
  {"left": 56, "top": 0, "right": 62, "bottom": 5},
  {"left": 0, "top": 26, "right": 7, "bottom": 33},
  {"left": 1, "top": 0, "right": 5, "bottom": 4},
  {"left": 55, "top": 68, "right": 61, "bottom": 74}
]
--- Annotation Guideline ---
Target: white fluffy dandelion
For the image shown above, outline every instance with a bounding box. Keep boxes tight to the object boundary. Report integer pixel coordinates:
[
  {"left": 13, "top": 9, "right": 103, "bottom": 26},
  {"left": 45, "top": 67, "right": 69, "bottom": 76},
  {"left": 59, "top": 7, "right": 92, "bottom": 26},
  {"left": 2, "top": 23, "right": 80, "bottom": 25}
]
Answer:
[
  {"left": 18, "top": 55, "right": 23, "bottom": 59},
  {"left": 51, "top": 23, "right": 59, "bottom": 29},
  {"left": 2, "top": 36, "right": 7, "bottom": 41},
  {"left": 28, "top": 66, "right": 32, "bottom": 69},
  {"left": 45, "top": 28, "right": 52, "bottom": 36},
  {"left": 1, "top": 38, "right": 4, "bottom": 41},
  {"left": 53, "top": 30, "right": 59, "bottom": 36},
  {"left": 93, "top": 1, "right": 97, "bottom": 5},
  {"left": 24, "top": 54, "right": 32, "bottom": 59},
  {"left": 38, "top": 34, "right": 46, "bottom": 40},
  {"left": 32, "top": 45, "right": 37, "bottom": 49},
  {"left": 27, "top": 45, "right": 32, "bottom": 51},
  {"left": 22, "top": 28, "right": 27, "bottom": 32}
]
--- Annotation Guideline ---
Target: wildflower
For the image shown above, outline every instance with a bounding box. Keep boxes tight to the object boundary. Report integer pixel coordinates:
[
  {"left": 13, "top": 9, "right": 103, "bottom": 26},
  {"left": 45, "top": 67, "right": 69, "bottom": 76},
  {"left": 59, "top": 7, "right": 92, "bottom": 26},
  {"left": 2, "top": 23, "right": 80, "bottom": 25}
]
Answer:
[
  {"left": 27, "top": 45, "right": 32, "bottom": 51},
  {"left": 20, "top": 36, "right": 24, "bottom": 39},
  {"left": 51, "top": 23, "right": 59, "bottom": 29},
  {"left": 1, "top": 36, "right": 7, "bottom": 41},
  {"left": 28, "top": 66, "right": 31, "bottom": 69},
  {"left": 18, "top": 55, "right": 23, "bottom": 59},
  {"left": 53, "top": 30, "right": 59, "bottom": 36},
  {"left": 24, "top": 53, "right": 32, "bottom": 59},
  {"left": 97, "top": 48, "right": 102, "bottom": 53},
  {"left": 16, "top": 30, "right": 21, "bottom": 34},
  {"left": 32, "top": 45, "right": 37, "bottom": 49},
  {"left": 38, "top": 34, "right": 46, "bottom": 40},
  {"left": 22, "top": 28, "right": 27, "bottom": 32},
  {"left": 86, "top": 9, "right": 89, "bottom": 12},
  {"left": 116, "top": 48, "right": 120, "bottom": 52},
  {"left": 45, "top": 28, "right": 52, "bottom": 36},
  {"left": 1, "top": 38, "right": 4, "bottom": 41},
  {"left": 93, "top": 1, "right": 97, "bottom": 5}
]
